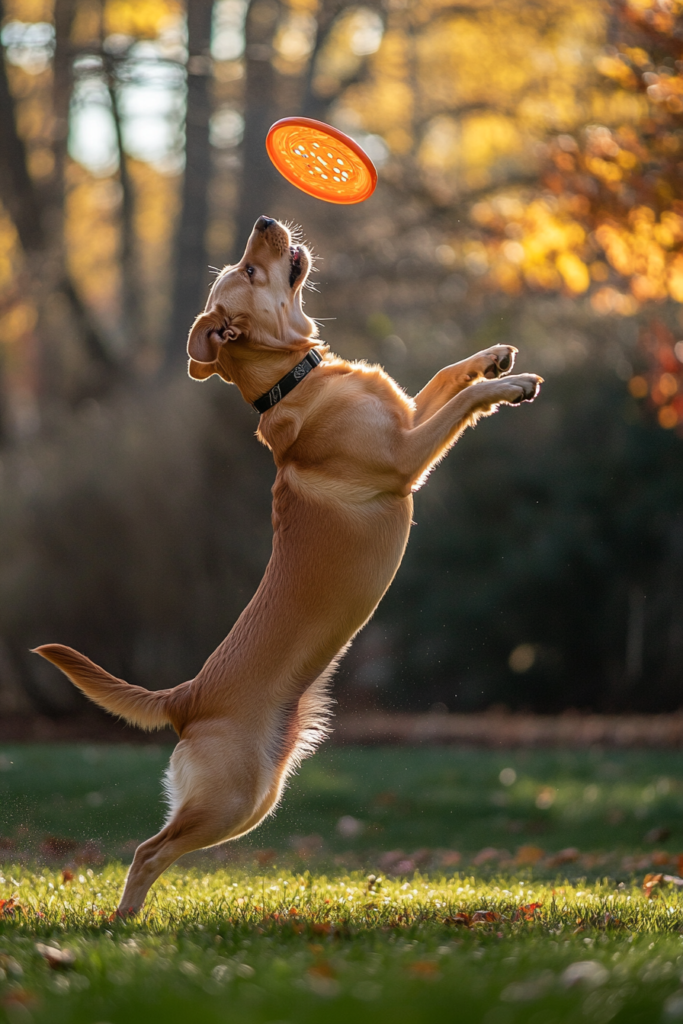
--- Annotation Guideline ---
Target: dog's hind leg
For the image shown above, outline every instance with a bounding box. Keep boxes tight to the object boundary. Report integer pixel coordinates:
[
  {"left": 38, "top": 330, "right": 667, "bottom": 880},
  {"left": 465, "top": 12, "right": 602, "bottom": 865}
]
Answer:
[
  {"left": 118, "top": 812, "right": 217, "bottom": 914},
  {"left": 117, "top": 729, "right": 284, "bottom": 914}
]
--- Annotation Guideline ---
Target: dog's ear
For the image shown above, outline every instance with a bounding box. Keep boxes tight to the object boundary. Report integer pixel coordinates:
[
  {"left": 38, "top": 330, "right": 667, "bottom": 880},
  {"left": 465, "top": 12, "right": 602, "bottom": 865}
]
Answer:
[
  {"left": 188, "top": 310, "right": 224, "bottom": 364},
  {"left": 188, "top": 358, "right": 217, "bottom": 380},
  {"left": 187, "top": 306, "right": 246, "bottom": 364}
]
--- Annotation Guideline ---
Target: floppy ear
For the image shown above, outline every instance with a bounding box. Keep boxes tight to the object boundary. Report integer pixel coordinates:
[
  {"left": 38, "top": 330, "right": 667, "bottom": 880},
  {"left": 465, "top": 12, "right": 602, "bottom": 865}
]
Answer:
[
  {"left": 188, "top": 358, "right": 217, "bottom": 380},
  {"left": 188, "top": 309, "right": 225, "bottom": 364},
  {"left": 187, "top": 305, "right": 246, "bottom": 363}
]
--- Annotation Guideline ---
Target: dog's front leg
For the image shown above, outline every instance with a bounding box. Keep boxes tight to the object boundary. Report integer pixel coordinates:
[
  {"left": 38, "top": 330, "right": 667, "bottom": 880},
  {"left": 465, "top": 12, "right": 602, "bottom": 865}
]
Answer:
[
  {"left": 398, "top": 373, "right": 542, "bottom": 492},
  {"left": 413, "top": 344, "right": 517, "bottom": 425}
]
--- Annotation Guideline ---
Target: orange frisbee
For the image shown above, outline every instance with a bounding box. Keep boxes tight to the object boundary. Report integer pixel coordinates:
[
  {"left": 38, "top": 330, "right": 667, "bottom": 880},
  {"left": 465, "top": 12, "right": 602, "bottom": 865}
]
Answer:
[{"left": 266, "top": 117, "right": 377, "bottom": 204}]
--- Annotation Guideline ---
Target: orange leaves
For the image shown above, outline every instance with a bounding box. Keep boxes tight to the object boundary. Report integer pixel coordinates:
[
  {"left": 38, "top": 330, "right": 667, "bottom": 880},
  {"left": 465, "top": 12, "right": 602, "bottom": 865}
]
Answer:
[
  {"left": 630, "top": 319, "right": 683, "bottom": 430},
  {"left": 593, "top": 209, "right": 676, "bottom": 304},
  {"left": 595, "top": 54, "right": 639, "bottom": 89},
  {"left": 585, "top": 154, "right": 623, "bottom": 185},
  {"left": 643, "top": 872, "right": 683, "bottom": 898},
  {"left": 445, "top": 912, "right": 472, "bottom": 926},
  {"left": 556, "top": 252, "right": 590, "bottom": 293},
  {"left": 308, "top": 960, "right": 335, "bottom": 979},
  {"left": 512, "top": 902, "right": 543, "bottom": 922},
  {"left": 0, "top": 897, "right": 23, "bottom": 917},
  {"left": 629, "top": 375, "right": 649, "bottom": 397},
  {"left": 471, "top": 909, "right": 502, "bottom": 924},
  {"left": 445, "top": 903, "right": 541, "bottom": 929},
  {"left": 470, "top": 194, "right": 591, "bottom": 298},
  {"left": 643, "top": 872, "right": 664, "bottom": 898},
  {"left": 103, "top": 0, "right": 183, "bottom": 40},
  {"left": 515, "top": 845, "right": 545, "bottom": 866},
  {"left": 408, "top": 960, "right": 440, "bottom": 979}
]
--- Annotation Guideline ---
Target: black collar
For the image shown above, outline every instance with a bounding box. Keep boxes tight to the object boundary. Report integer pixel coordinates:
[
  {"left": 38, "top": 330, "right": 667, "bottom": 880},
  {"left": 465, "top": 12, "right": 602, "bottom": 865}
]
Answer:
[{"left": 252, "top": 349, "right": 323, "bottom": 414}]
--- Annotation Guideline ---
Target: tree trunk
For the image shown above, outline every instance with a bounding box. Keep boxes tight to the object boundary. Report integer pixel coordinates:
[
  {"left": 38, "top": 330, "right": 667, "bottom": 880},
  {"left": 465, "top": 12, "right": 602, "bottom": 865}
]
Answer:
[
  {"left": 0, "top": 0, "right": 119, "bottom": 390},
  {"left": 233, "top": 0, "right": 283, "bottom": 257},
  {"left": 108, "top": 66, "right": 141, "bottom": 353},
  {"left": 0, "top": 0, "right": 45, "bottom": 252},
  {"left": 165, "top": 0, "right": 216, "bottom": 369},
  {"left": 50, "top": 0, "right": 77, "bottom": 208}
]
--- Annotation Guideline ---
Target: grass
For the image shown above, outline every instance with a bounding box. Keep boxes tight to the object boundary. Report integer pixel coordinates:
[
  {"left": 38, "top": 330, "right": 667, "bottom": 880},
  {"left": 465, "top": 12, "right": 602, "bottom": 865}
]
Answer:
[
  {"left": 2, "top": 744, "right": 683, "bottom": 857},
  {"left": 2, "top": 744, "right": 683, "bottom": 1022}
]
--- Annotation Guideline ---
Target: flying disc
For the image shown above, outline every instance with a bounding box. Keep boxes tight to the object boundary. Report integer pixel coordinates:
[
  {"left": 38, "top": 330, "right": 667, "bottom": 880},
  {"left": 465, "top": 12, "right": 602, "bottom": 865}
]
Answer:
[{"left": 266, "top": 117, "right": 377, "bottom": 204}]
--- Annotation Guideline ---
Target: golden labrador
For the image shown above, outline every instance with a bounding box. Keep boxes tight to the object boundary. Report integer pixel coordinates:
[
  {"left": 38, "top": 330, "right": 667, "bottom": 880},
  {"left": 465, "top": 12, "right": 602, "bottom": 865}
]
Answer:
[{"left": 36, "top": 216, "right": 542, "bottom": 913}]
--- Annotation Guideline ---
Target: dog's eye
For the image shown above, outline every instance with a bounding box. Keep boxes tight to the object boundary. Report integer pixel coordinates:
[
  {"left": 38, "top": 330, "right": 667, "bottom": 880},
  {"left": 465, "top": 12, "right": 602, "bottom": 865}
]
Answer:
[{"left": 245, "top": 265, "right": 255, "bottom": 278}]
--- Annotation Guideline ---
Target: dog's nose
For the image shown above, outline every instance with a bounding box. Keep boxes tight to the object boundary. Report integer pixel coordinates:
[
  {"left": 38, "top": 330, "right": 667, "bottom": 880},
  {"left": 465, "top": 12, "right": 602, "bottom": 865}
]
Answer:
[{"left": 255, "top": 216, "right": 276, "bottom": 232}]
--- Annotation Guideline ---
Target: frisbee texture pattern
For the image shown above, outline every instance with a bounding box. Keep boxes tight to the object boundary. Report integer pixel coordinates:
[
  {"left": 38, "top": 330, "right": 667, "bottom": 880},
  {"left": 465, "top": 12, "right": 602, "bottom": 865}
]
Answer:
[{"left": 266, "top": 117, "right": 377, "bottom": 204}]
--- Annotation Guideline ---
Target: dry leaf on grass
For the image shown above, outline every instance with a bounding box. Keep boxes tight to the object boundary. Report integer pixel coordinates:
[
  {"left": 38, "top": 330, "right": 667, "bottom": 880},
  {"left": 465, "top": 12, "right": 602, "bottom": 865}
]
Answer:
[
  {"left": 513, "top": 902, "right": 543, "bottom": 921},
  {"left": 35, "top": 944, "right": 75, "bottom": 969},
  {"left": 0, "top": 898, "right": 23, "bottom": 917},
  {"left": 515, "top": 845, "right": 545, "bottom": 866},
  {"left": 471, "top": 910, "right": 502, "bottom": 924},
  {"left": 408, "top": 961, "right": 440, "bottom": 979}
]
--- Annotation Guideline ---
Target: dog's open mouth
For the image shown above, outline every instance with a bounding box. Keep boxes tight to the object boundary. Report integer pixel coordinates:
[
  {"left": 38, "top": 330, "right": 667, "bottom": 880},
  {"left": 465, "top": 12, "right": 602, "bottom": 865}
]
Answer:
[{"left": 289, "top": 246, "right": 302, "bottom": 288}]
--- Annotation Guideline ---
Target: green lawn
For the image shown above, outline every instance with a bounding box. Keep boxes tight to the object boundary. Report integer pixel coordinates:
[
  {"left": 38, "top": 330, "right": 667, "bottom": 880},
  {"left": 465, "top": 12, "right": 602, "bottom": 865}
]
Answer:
[
  {"left": 1, "top": 743, "right": 683, "bottom": 1023},
  {"left": 2, "top": 744, "right": 683, "bottom": 859}
]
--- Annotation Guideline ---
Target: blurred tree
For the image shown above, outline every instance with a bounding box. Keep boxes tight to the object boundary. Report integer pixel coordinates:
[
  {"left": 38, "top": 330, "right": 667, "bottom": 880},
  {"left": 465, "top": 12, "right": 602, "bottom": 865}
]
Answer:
[
  {"left": 233, "top": 0, "right": 282, "bottom": 251},
  {"left": 167, "top": 0, "right": 214, "bottom": 368},
  {"left": 1, "top": 0, "right": 683, "bottom": 717}
]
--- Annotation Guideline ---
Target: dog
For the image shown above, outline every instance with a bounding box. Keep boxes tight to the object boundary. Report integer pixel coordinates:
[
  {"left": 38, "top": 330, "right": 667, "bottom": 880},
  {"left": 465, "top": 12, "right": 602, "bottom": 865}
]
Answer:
[{"left": 35, "top": 216, "right": 542, "bottom": 913}]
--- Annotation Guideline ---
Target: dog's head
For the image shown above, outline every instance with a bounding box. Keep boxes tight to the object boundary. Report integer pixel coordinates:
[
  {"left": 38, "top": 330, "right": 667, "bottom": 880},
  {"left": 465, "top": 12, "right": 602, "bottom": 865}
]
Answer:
[{"left": 187, "top": 217, "right": 317, "bottom": 384}]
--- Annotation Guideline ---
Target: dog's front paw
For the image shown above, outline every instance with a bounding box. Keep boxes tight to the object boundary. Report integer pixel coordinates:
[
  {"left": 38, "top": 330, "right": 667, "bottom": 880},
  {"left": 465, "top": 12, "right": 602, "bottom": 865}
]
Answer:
[
  {"left": 498, "top": 373, "right": 543, "bottom": 404},
  {"left": 483, "top": 344, "right": 518, "bottom": 378},
  {"left": 462, "top": 344, "right": 518, "bottom": 382}
]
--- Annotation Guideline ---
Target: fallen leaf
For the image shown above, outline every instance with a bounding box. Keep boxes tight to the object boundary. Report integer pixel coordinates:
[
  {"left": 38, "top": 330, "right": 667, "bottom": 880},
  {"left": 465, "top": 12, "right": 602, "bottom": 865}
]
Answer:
[
  {"left": 546, "top": 848, "right": 580, "bottom": 867},
  {"left": 409, "top": 961, "right": 440, "bottom": 979},
  {"left": 515, "top": 845, "right": 545, "bottom": 866},
  {"left": 602, "top": 912, "right": 624, "bottom": 928},
  {"left": 471, "top": 909, "right": 501, "bottom": 924},
  {"left": 0, "top": 898, "right": 23, "bottom": 917},
  {"left": 473, "top": 847, "right": 500, "bottom": 865},
  {"left": 445, "top": 913, "right": 471, "bottom": 927},
  {"left": 439, "top": 850, "right": 461, "bottom": 867},
  {"left": 35, "top": 943, "right": 75, "bottom": 969},
  {"left": 308, "top": 961, "right": 335, "bottom": 979},
  {"left": 513, "top": 902, "right": 543, "bottom": 922},
  {"left": 643, "top": 873, "right": 664, "bottom": 897}
]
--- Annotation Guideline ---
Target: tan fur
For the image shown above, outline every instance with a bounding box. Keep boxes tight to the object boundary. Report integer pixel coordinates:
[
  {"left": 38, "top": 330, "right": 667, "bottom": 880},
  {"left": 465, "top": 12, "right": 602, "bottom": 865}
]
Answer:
[{"left": 34, "top": 217, "right": 542, "bottom": 914}]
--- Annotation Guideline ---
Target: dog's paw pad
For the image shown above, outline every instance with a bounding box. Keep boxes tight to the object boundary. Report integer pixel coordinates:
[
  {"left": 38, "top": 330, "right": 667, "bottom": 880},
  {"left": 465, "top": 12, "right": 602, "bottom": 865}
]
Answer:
[
  {"left": 482, "top": 345, "right": 518, "bottom": 379},
  {"left": 510, "top": 375, "right": 543, "bottom": 403}
]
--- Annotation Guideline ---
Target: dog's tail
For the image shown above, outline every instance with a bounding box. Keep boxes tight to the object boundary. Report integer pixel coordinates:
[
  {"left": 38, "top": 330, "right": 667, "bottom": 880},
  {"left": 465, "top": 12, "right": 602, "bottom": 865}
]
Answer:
[{"left": 33, "top": 644, "right": 175, "bottom": 731}]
